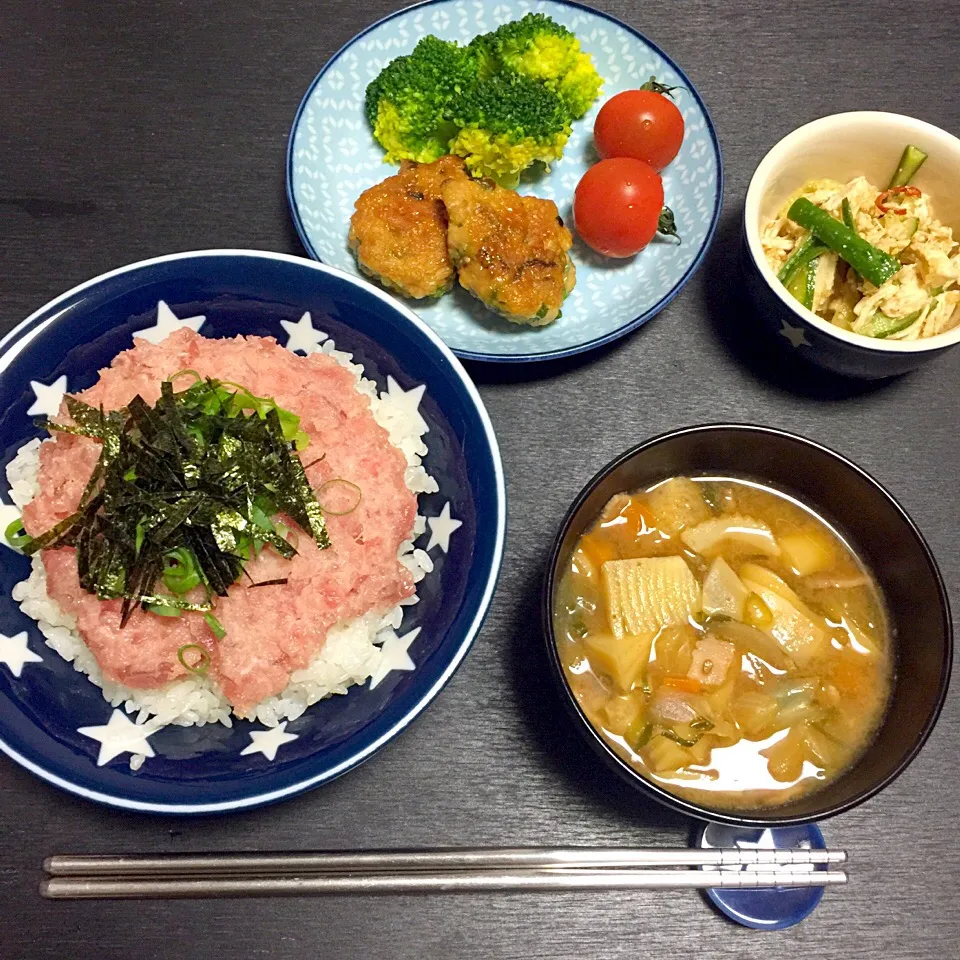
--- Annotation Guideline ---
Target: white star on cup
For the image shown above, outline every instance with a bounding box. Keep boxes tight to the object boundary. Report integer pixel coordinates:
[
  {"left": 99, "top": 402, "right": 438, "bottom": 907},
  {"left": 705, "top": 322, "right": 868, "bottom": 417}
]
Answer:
[{"left": 779, "top": 321, "right": 810, "bottom": 348}]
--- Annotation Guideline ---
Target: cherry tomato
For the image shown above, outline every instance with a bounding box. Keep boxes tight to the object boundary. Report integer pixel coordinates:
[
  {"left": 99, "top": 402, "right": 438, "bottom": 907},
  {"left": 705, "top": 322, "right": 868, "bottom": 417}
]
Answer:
[
  {"left": 593, "top": 89, "right": 684, "bottom": 171},
  {"left": 573, "top": 158, "right": 663, "bottom": 258}
]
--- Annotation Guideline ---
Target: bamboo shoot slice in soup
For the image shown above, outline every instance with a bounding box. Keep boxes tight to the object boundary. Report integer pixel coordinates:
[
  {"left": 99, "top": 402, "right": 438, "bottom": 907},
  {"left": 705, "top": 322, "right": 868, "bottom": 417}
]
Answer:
[{"left": 553, "top": 474, "right": 894, "bottom": 811}]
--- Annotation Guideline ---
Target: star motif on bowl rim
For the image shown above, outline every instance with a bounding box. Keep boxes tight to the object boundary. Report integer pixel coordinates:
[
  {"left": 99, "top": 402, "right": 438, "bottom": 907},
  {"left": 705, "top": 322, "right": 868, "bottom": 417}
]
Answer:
[
  {"left": 134, "top": 300, "right": 206, "bottom": 344},
  {"left": 369, "top": 627, "right": 419, "bottom": 690},
  {"left": 280, "top": 311, "right": 327, "bottom": 354},
  {"left": 77, "top": 710, "right": 161, "bottom": 767},
  {"left": 425, "top": 502, "right": 462, "bottom": 553},
  {"left": 27, "top": 374, "right": 68, "bottom": 417},
  {"left": 0, "top": 630, "right": 43, "bottom": 677},
  {"left": 384, "top": 377, "right": 427, "bottom": 434},
  {"left": 239, "top": 721, "right": 299, "bottom": 761}
]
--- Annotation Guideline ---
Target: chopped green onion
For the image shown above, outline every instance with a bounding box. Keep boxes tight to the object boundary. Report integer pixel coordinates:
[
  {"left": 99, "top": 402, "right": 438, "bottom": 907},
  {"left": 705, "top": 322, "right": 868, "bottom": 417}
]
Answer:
[
  {"left": 162, "top": 548, "right": 202, "bottom": 595},
  {"left": 5, "top": 517, "right": 34, "bottom": 550},
  {"left": 177, "top": 643, "right": 211, "bottom": 675},
  {"left": 168, "top": 369, "right": 202, "bottom": 387},
  {"left": 316, "top": 478, "right": 362, "bottom": 516},
  {"left": 147, "top": 604, "right": 182, "bottom": 618},
  {"left": 203, "top": 613, "right": 227, "bottom": 640},
  {"left": 250, "top": 503, "right": 276, "bottom": 533},
  {"left": 661, "top": 728, "right": 700, "bottom": 747}
]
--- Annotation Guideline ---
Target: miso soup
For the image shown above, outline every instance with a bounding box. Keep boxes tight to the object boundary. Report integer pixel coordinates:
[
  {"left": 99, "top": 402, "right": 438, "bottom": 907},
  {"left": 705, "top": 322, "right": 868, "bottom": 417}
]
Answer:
[{"left": 554, "top": 475, "right": 894, "bottom": 810}]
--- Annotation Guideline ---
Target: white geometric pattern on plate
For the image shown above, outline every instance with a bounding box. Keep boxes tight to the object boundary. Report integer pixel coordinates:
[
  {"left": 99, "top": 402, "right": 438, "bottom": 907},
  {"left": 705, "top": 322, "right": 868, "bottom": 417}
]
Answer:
[{"left": 288, "top": 0, "right": 721, "bottom": 360}]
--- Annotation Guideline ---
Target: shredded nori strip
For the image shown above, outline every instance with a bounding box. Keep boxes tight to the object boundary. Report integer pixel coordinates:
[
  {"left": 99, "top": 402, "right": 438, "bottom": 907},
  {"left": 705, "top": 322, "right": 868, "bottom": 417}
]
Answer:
[{"left": 25, "top": 375, "right": 330, "bottom": 628}]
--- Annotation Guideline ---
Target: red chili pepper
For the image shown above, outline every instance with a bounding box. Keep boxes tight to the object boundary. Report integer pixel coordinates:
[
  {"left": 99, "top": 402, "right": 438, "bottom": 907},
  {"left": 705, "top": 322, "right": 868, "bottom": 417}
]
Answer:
[{"left": 876, "top": 186, "right": 921, "bottom": 216}]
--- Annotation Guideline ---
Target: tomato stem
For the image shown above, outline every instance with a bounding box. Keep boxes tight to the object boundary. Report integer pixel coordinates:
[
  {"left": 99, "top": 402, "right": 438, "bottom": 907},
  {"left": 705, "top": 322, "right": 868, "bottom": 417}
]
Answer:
[
  {"left": 640, "top": 75, "right": 683, "bottom": 99},
  {"left": 657, "top": 206, "right": 681, "bottom": 241}
]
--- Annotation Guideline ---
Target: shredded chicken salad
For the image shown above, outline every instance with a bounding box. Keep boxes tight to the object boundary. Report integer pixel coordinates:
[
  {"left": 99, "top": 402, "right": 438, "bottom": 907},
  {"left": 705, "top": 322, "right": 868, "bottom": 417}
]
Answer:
[{"left": 762, "top": 171, "right": 960, "bottom": 341}]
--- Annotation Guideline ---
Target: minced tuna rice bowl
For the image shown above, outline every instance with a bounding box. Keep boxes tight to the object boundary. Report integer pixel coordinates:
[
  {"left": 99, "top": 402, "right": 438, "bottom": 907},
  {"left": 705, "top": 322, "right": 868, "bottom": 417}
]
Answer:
[{"left": 5, "top": 327, "right": 440, "bottom": 746}]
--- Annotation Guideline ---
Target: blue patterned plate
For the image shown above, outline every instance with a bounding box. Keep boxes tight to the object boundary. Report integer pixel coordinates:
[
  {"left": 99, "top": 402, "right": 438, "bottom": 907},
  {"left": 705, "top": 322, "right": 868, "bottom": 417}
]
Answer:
[
  {"left": 0, "top": 251, "right": 505, "bottom": 814},
  {"left": 287, "top": 0, "right": 722, "bottom": 362}
]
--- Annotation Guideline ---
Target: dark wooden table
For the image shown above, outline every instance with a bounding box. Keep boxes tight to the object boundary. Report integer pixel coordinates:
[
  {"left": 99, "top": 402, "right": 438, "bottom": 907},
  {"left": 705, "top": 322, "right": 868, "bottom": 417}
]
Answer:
[{"left": 3, "top": 2, "right": 959, "bottom": 957}]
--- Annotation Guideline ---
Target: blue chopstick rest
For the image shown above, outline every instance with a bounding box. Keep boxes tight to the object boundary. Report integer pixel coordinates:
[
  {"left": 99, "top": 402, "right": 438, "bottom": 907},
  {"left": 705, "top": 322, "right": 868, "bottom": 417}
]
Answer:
[{"left": 698, "top": 821, "right": 829, "bottom": 929}]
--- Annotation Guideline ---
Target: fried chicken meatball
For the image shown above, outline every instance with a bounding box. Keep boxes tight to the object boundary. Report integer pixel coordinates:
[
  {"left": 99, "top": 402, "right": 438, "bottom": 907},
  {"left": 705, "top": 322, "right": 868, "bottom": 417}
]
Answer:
[
  {"left": 348, "top": 156, "right": 468, "bottom": 299},
  {"left": 440, "top": 176, "right": 575, "bottom": 325}
]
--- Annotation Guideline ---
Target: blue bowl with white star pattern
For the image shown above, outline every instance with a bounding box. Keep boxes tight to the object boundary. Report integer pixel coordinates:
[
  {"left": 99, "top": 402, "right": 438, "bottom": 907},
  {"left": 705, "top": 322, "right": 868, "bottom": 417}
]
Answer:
[
  {"left": 286, "top": 0, "right": 722, "bottom": 362},
  {"left": 0, "top": 250, "right": 505, "bottom": 814}
]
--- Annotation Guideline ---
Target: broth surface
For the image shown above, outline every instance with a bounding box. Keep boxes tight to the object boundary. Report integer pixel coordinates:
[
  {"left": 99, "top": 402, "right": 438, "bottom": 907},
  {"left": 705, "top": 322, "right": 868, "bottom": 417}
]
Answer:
[{"left": 554, "top": 475, "right": 894, "bottom": 810}]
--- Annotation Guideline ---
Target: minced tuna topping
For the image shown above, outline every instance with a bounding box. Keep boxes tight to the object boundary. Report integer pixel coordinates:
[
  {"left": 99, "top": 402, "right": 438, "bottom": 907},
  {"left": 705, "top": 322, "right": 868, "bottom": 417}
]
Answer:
[{"left": 21, "top": 329, "right": 417, "bottom": 715}]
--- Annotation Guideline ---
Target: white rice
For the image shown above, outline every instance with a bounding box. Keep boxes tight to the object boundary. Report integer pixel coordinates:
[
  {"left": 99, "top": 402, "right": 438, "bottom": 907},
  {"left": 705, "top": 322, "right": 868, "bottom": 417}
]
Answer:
[{"left": 6, "top": 337, "right": 439, "bottom": 750}]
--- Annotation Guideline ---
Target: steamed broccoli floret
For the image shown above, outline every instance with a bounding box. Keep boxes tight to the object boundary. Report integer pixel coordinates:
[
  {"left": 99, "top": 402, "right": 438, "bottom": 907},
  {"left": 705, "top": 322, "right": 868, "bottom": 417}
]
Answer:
[
  {"left": 448, "top": 73, "right": 572, "bottom": 186},
  {"left": 363, "top": 16, "right": 602, "bottom": 179},
  {"left": 364, "top": 36, "right": 474, "bottom": 163},
  {"left": 469, "top": 13, "right": 602, "bottom": 119}
]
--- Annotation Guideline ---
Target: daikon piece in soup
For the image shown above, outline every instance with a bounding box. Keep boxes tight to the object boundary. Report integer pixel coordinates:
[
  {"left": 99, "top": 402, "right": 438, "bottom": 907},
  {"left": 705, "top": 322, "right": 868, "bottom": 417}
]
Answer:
[{"left": 553, "top": 475, "right": 894, "bottom": 810}]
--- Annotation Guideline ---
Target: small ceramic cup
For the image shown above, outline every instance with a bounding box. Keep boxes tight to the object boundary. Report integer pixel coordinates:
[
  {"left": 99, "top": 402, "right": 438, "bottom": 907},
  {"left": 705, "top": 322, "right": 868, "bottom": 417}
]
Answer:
[{"left": 742, "top": 111, "right": 960, "bottom": 378}]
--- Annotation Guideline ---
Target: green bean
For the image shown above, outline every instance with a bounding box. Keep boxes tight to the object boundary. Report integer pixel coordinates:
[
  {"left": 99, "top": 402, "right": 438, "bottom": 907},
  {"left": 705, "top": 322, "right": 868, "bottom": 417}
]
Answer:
[
  {"left": 788, "top": 198, "right": 900, "bottom": 288},
  {"left": 777, "top": 234, "right": 825, "bottom": 285},
  {"left": 888, "top": 144, "right": 928, "bottom": 188},
  {"left": 858, "top": 308, "right": 923, "bottom": 339}
]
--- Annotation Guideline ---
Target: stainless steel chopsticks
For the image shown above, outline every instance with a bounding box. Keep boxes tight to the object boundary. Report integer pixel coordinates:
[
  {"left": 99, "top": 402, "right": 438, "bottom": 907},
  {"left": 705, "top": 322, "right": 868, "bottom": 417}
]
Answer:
[
  {"left": 45, "top": 846, "right": 846, "bottom": 878},
  {"left": 41, "top": 847, "right": 847, "bottom": 900},
  {"left": 41, "top": 868, "right": 847, "bottom": 900}
]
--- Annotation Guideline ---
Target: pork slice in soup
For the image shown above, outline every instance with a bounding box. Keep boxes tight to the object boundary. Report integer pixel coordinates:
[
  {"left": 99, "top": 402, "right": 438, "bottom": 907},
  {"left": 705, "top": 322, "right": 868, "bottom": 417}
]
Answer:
[{"left": 554, "top": 475, "right": 893, "bottom": 811}]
